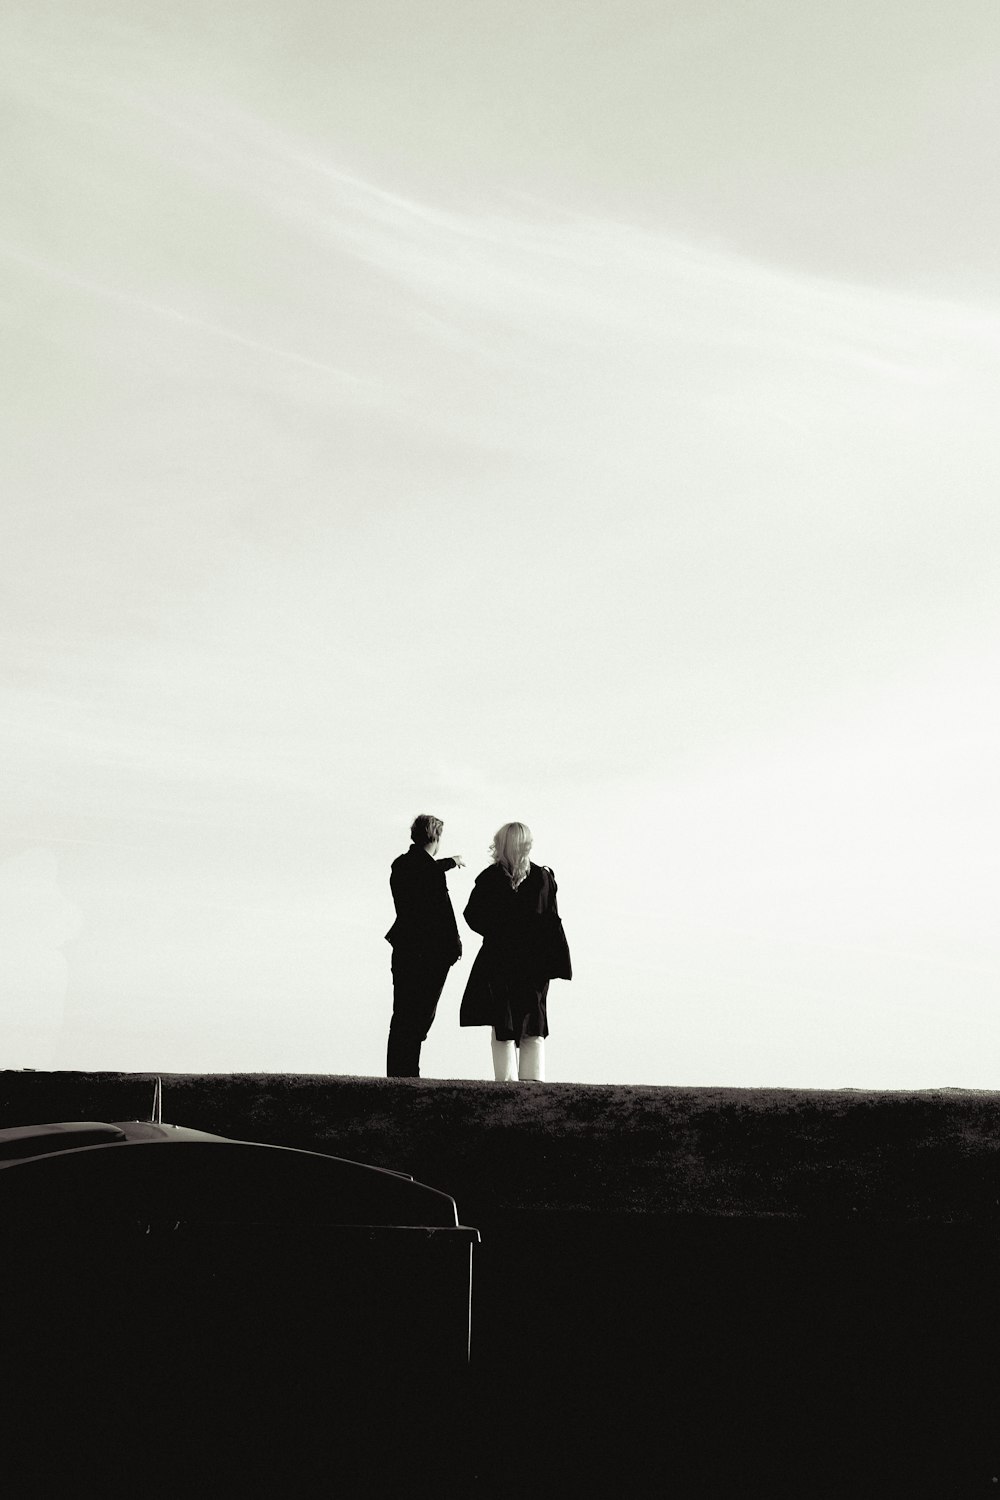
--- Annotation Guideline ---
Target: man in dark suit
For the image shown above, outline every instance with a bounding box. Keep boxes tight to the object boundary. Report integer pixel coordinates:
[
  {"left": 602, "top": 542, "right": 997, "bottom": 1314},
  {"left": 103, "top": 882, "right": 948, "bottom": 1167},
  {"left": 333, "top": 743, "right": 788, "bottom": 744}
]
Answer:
[{"left": 385, "top": 814, "right": 465, "bottom": 1077}]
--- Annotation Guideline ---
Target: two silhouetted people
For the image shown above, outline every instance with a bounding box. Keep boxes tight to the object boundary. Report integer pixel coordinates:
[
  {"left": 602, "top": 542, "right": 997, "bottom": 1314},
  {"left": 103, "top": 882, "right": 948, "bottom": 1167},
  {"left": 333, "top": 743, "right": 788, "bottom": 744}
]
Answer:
[{"left": 385, "top": 816, "right": 572, "bottom": 1081}]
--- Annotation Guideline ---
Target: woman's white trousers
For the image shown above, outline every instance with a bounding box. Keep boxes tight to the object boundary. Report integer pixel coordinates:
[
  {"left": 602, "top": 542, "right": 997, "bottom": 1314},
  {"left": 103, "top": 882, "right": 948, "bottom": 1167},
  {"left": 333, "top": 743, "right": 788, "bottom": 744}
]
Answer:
[{"left": 491, "top": 1027, "right": 545, "bottom": 1082}]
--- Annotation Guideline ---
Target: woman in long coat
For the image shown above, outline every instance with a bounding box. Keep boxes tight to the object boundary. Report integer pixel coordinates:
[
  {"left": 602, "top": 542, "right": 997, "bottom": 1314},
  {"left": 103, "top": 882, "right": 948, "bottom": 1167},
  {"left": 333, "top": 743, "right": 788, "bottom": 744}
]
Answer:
[{"left": 460, "top": 822, "right": 571, "bottom": 1081}]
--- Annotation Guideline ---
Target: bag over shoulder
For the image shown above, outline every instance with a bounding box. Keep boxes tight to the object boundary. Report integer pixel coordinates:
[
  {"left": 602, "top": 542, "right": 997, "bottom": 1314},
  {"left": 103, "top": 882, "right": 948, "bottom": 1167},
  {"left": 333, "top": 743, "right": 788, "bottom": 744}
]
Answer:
[{"left": 541, "top": 866, "right": 572, "bottom": 982}]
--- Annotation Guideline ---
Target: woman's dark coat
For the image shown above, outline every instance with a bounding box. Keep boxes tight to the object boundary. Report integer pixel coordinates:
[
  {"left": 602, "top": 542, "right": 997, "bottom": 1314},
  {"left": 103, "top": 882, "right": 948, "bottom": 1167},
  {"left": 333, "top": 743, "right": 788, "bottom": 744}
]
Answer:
[{"left": 460, "top": 862, "right": 571, "bottom": 1042}]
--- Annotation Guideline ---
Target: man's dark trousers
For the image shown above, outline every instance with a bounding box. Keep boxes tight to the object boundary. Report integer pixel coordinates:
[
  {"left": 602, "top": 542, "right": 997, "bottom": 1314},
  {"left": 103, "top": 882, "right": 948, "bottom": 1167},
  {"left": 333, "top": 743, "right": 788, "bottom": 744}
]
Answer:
[{"left": 387, "top": 951, "right": 451, "bottom": 1077}]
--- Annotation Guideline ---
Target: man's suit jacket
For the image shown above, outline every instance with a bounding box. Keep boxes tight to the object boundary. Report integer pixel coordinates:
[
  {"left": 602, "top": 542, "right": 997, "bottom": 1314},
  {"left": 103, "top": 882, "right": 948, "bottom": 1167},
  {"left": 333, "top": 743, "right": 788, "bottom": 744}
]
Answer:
[{"left": 385, "top": 845, "right": 462, "bottom": 965}]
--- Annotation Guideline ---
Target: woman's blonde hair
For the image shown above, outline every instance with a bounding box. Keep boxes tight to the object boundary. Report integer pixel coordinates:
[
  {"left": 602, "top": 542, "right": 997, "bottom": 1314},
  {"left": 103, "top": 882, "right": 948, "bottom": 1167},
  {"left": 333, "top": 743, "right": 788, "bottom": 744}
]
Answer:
[{"left": 490, "top": 822, "right": 533, "bottom": 889}]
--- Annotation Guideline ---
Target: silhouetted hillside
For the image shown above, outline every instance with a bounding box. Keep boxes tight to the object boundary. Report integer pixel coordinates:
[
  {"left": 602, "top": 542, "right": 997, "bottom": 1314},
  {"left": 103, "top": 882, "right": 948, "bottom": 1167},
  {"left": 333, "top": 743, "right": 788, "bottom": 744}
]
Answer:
[
  {"left": 3, "top": 1071, "right": 999, "bottom": 1495},
  {"left": 3, "top": 1072, "right": 999, "bottom": 1223}
]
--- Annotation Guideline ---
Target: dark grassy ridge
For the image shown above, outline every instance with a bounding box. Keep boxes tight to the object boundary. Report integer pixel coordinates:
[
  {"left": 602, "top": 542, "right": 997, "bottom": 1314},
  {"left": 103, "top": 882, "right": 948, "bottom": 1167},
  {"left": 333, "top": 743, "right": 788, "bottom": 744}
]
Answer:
[
  {"left": 3, "top": 1071, "right": 1000, "bottom": 1223},
  {"left": 5, "top": 1073, "right": 1000, "bottom": 1495}
]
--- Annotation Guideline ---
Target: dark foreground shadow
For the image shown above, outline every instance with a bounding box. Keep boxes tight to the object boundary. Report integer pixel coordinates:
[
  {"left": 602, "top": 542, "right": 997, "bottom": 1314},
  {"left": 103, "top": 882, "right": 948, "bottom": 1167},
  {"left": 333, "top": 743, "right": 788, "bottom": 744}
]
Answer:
[
  {"left": 467, "top": 1213, "right": 1000, "bottom": 1500},
  {"left": 4, "top": 1229, "right": 474, "bottom": 1498},
  {"left": 4, "top": 1213, "right": 999, "bottom": 1498},
  {"left": 4, "top": 1072, "right": 1000, "bottom": 1497}
]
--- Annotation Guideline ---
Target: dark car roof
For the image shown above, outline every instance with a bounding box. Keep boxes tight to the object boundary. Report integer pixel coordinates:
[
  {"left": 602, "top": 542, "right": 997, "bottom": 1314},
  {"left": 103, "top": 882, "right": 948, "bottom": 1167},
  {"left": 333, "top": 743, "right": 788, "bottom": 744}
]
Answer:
[
  {"left": 0, "top": 1122, "right": 129, "bottom": 1159},
  {"left": 0, "top": 1120, "right": 468, "bottom": 1231}
]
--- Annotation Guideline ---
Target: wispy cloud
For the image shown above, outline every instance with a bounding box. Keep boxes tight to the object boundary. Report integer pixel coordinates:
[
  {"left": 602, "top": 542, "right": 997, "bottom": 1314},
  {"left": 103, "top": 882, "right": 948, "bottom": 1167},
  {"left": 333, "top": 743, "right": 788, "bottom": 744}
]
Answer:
[{"left": 0, "top": 239, "right": 365, "bottom": 384}]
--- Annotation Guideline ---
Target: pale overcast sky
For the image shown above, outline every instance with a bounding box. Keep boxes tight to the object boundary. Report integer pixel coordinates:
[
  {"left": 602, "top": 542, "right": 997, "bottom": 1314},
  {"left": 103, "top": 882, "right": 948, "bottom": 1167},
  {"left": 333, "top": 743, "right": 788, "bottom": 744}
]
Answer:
[{"left": 2, "top": 1, "right": 998, "bottom": 1085}]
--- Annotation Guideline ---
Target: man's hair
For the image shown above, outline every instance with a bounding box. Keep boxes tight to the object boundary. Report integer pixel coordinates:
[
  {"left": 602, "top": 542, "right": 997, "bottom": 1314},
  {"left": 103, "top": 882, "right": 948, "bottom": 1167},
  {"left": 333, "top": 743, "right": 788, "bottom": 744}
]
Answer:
[{"left": 410, "top": 814, "right": 444, "bottom": 846}]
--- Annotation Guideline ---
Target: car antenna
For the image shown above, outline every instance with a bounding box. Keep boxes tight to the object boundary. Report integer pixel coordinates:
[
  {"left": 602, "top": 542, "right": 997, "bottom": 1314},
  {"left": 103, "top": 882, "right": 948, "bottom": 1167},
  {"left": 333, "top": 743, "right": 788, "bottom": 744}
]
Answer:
[{"left": 151, "top": 1076, "right": 162, "bottom": 1124}]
